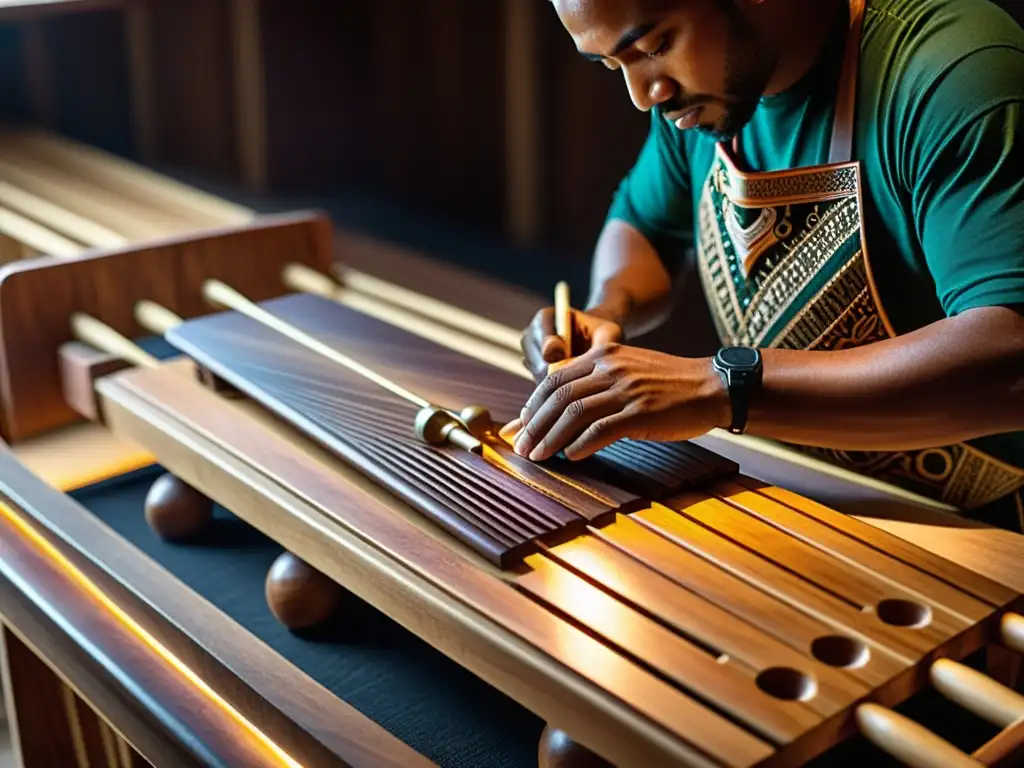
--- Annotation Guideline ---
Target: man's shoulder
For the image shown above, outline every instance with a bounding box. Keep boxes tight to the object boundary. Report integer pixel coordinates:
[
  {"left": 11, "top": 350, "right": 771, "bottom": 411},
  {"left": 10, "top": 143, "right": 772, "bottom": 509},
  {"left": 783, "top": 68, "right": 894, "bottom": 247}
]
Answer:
[
  {"left": 863, "top": 0, "right": 1024, "bottom": 109},
  {"left": 865, "top": 0, "right": 1024, "bottom": 49},
  {"left": 861, "top": 0, "right": 1024, "bottom": 168}
]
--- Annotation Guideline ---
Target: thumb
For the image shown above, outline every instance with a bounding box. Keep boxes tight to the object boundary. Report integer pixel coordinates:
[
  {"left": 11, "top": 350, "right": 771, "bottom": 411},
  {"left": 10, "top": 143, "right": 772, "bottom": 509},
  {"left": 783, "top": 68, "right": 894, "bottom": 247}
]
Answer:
[
  {"left": 540, "top": 334, "right": 566, "bottom": 363},
  {"left": 591, "top": 322, "right": 621, "bottom": 347}
]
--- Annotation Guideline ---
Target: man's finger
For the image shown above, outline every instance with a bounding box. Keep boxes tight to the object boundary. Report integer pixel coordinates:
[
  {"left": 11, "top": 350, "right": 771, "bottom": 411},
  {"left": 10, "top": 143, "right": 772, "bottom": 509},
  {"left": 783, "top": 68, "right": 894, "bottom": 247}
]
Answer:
[
  {"left": 513, "top": 374, "right": 611, "bottom": 458},
  {"left": 592, "top": 322, "right": 622, "bottom": 347},
  {"left": 540, "top": 335, "right": 566, "bottom": 363},
  {"left": 520, "top": 356, "right": 594, "bottom": 426},
  {"left": 527, "top": 393, "right": 623, "bottom": 462},
  {"left": 498, "top": 418, "right": 521, "bottom": 445},
  {"left": 563, "top": 410, "right": 634, "bottom": 461}
]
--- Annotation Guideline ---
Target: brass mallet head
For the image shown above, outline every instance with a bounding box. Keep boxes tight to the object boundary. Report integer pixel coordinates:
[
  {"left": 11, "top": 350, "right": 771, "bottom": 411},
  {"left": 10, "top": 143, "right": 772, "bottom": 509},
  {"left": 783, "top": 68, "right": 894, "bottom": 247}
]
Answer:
[
  {"left": 415, "top": 405, "right": 483, "bottom": 454},
  {"left": 457, "top": 405, "right": 494, "bottom": 438}
]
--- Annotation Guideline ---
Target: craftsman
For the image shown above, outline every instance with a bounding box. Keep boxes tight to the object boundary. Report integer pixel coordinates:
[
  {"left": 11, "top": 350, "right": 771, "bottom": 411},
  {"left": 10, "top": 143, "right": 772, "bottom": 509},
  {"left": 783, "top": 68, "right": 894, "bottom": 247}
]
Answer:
[{"left": 510, "top": 0, "right": 1024, "bottom": 530}]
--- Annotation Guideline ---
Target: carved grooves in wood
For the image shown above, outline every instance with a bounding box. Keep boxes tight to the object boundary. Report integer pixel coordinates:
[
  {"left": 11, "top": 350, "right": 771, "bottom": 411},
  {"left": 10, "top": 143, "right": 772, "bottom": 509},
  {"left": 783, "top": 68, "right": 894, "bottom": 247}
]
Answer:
[
  {"left": 169, "top": 319, "right": 601, "bottom": 566},
  {"left": 269, "top": 371, "right": 578, "bottom": 535},
  {"left": 250, "top": 363, "right": 584, "bottom": 562},
  {"left": 251, "top": 294, "right": 740, "bottom": 499},
  {"left": 594, "top": 439, "right": 736, "bottom": 498},
  {"left": 512, "top": 496, "right": 1001, "bottom": 757}
]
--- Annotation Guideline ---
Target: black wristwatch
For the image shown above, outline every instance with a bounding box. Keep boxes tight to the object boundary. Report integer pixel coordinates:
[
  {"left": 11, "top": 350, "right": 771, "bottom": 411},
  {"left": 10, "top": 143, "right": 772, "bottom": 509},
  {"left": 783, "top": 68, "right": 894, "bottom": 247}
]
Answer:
[{"left": 712, "top": 346, "right": 763, "bottom": 435}]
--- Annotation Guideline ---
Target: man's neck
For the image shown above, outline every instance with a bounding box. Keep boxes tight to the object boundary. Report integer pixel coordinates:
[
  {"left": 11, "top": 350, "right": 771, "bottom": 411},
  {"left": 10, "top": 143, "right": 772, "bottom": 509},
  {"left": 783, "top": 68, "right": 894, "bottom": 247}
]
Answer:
[{"left": 760, "top": 0, "right": 846, "bottom": 96}]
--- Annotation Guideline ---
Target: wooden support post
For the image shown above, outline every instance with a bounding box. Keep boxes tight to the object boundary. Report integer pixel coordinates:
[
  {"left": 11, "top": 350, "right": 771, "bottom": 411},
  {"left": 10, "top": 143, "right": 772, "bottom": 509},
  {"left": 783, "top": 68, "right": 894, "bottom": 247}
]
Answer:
[
  {"left": 125, "top": 0, "right": 159, "bottom": 163},
  {"left": 504, "top": 0, "right": 543, "bottom": 244},
  {"left": 231, "top": 0, "right": 268, "bottom": 192}
]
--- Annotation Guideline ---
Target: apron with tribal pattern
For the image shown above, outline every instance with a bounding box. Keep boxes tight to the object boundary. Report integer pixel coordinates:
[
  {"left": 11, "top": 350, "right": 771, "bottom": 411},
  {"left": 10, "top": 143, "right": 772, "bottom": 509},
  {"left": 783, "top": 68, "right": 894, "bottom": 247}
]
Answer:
[{"left": 695, "top": 0, "right": 1024, "bottom": 522}]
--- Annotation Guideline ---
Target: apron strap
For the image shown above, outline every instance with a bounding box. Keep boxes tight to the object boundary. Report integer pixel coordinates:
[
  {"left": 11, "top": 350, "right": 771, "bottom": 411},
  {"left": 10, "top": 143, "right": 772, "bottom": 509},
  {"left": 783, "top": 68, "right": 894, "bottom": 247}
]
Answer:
[{"left": 829, "top": 0, "right": 867, "bottom": 164}]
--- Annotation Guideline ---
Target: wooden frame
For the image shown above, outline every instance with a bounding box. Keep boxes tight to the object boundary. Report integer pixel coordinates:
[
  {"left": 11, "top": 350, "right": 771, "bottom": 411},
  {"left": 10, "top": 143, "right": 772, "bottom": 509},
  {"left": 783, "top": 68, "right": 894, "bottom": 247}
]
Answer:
[
  {"left": 0, "top": 445, "right": 432, "bottom": 767},
  {"left": 0, "top": 210, "right": 332, "bottom": 442}
]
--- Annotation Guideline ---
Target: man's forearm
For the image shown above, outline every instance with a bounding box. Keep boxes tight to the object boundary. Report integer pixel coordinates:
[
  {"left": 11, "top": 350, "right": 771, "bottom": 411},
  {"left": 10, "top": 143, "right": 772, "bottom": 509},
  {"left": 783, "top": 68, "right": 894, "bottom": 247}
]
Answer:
[
  {"left": 744, "top": 306, "right": 1024, "bottom": 450},
  {"left": 586, "top": 219, "right": 675, "bottom": 338}
]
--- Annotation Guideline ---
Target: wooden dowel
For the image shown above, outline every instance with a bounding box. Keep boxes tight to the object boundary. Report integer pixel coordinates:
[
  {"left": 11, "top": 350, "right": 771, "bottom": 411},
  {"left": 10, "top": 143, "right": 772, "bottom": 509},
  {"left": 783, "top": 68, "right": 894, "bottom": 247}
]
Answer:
[
  {"left": 281, "top": 262, "right": 337, "bottom": 298},
  {"left": 337, "top": 266, "right": 523, "bottom": 351},
  {"left": 203, "top": 278, "right": 430, "bottom": 408},
  {"left": 855, "top": 703, "right": 983, "bottom": 767},
  {"left": 931, "top": 659, "right": 1024, "bottom": 728},
  {"left": 554, "top": 280, "right": 571, "bottom": 358},
  {"left": 70, "top": 313, "right": 160, "bottom": 370},
  {"left": 0, "top": 180, "right": 127, "bottom": 248},
  {"left": 134, "top": 301, "right": 183, "bottom": 336},
  {"left": 283, "top": 264, "right": 527, "bottom": 378},
  {"left": 1002, "top": 613, "right": 1024, "bottom": 656},
  {"left": 974, "top": 716, "right": 1024, "bottom": 766},
  {"left": 0, "top": 206, "right": 81, "bottom": 258}
]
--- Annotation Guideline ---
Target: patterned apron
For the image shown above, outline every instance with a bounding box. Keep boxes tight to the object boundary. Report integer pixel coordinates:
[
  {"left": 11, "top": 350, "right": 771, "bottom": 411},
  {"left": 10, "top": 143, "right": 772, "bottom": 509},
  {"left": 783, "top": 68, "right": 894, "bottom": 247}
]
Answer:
[{"left": 695, "top": 0, "right": 1024, "bottom": 522}]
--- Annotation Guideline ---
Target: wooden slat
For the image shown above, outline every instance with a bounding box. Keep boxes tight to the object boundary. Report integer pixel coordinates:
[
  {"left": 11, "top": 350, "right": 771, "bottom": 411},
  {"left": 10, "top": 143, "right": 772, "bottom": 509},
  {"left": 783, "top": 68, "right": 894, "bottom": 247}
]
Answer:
[
  {"left": 632, "top": 502, "right": 962, "bottom": 658},
  {"left": 974, "top": 717, "right": 1024, "bottom": 766},
  {"left": 648, "top": 496, "right": 974, "bottom": 649},
  {"left": 542, "top": 534, "right": 870, "bottom": 713},
  {"left": 518, "top": 553, "right": 822, "bottom": 745},
  {"left": 596, "top": 515, "right": 912, "bottom": 684},
  {"left": 0, "top": 156, "right": 188, "bottom": 239},
  {"left": 0, "top": 130, "right": 250, "bottom": 227},
  {"left": 712, "top": 480, "right": 995, "bottom": 622},
  {"left": 737, "top": 477, "right": 1018, "bottom": 608}
]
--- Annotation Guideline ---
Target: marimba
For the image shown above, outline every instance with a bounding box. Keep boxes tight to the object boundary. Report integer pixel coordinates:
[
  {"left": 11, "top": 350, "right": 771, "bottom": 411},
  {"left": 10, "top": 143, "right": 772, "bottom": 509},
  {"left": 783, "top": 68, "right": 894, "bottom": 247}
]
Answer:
[{"left": 4, "top": 210, "right": 1024, "bottom": 767}]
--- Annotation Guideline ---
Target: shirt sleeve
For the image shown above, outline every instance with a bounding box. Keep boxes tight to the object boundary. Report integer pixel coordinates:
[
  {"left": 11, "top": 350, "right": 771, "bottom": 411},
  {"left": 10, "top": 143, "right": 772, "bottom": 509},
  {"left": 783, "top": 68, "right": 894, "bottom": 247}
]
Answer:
[
  {"left": 908, "top": 45, "right": 1024, "bottom": 316},
  {"left": 606, "top": 109, "right": 695, "bottom": 270}
]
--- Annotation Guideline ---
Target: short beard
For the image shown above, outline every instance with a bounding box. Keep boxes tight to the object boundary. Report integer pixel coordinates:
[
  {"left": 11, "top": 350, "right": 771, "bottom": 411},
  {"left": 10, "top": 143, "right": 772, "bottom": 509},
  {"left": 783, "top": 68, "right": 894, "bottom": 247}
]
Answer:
[{"left": 700, "top": 5, "right": 776, "bottom": 141}]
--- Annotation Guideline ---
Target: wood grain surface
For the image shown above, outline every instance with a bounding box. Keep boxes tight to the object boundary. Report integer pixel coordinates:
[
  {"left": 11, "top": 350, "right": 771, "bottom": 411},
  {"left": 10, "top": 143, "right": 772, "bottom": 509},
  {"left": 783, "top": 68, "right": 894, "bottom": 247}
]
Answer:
[
  {"left": 100, "top": 363, "right": 776, "bottom": 767},
  {"left": 97, "top": 360, "right": 1022, "bottom": 767},
  {"left": 0, "top": 211, "right": 332, "bottom": 442},
  {"left": 167, "top": 293, "right": 736, "bottom": 566}
]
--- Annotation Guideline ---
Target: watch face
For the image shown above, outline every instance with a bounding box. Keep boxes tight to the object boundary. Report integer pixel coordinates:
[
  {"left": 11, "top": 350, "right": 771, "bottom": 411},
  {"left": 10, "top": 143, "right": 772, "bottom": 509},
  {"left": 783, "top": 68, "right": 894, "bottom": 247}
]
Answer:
[{"left": 719, "top": 346, "right": 760, "bottom": 368}]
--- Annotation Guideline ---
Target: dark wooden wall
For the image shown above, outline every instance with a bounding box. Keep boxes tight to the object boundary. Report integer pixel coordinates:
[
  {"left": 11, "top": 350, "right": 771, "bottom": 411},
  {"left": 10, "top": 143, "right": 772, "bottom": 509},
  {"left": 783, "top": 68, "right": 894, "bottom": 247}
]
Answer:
[
  {"left": 1, "top": 0, "right": 1022, "bottom": 264},
  {"left": 254, "top": 0, "right": 647, "bottom": 256}
]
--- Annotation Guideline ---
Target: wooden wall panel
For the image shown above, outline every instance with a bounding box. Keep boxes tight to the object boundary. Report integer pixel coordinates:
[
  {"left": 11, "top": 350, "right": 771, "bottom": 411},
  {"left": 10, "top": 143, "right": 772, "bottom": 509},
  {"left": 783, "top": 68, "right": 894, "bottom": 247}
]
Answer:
[
  {"left": 38, "top": 10, "right": 133, "bottom": 157},
  {"left": 537, "top": 6, "right": 649, "bottom": 256},
  {"left": 148, "top": 0, "right": 238, "bottom": 178},
  {"left": 258, "top": 0, "right": 508, "bottom": 234}
]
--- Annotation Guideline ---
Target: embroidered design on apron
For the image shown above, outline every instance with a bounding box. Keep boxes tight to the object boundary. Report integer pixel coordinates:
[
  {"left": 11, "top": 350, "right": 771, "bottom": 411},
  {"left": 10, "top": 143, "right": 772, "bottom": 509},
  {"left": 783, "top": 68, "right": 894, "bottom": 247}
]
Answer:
[{"left": 695, "top": 0, "right": 1024, "bottom": 514}]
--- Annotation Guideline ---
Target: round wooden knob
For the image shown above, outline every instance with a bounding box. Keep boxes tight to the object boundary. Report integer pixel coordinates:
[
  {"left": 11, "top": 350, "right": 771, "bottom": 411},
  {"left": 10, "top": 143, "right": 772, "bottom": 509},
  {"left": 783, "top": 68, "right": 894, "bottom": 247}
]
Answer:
[
  {"left": 538, "top": 726, "right": 613, "bottom": 768},
  {"left": 265, "top": 552, "right": 345, "bottom": 631},
  {"left": 144, "top": 473, "right": 213, "bottom": 541}
]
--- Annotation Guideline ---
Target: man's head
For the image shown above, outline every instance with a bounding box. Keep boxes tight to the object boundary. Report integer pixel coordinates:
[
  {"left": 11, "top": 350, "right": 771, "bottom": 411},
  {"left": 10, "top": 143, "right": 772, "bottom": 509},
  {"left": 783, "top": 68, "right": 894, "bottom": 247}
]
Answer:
[{"left": 552, "top": 0, "right": 779, "bottom": 141}]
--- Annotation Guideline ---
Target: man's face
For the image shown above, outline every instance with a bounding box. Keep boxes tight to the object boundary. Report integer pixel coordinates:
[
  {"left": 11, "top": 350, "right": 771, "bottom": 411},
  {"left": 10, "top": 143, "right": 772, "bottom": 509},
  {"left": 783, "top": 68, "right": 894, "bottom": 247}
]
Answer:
[{"left": 552, "top": 0, "right": 777, "bottom": 141}]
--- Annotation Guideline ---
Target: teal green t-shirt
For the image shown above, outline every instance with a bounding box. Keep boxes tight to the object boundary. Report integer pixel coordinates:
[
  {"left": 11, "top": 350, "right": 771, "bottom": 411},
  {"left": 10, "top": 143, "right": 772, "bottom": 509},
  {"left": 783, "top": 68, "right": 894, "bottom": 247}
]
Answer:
[{"left": 607, "top": 0, "right": 1024, "bottom": 511}]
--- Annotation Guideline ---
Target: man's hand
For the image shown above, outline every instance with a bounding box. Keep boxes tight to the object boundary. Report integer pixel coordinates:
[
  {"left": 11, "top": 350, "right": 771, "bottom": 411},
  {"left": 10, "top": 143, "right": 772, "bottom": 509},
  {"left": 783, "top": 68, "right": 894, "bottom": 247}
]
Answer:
[
  {"left": 502, "top": 343, "right": 728, "bottom": 462},
  {"left": 520, "top": 306, "right": 623, "bottom": 381}
]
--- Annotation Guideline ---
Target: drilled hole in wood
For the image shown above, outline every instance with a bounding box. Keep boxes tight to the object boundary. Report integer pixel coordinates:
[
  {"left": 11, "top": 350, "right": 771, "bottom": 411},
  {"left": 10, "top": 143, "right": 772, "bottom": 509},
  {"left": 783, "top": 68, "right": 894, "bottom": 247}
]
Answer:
[
  {"left": 755, "top": 667, "right": 817, "bottom": 701},
  {"left": 811, "top": 635, "right": 870, "bottom": 668},
  {"left": 876, "top": 598, "right": 932, "bottom": 628}
]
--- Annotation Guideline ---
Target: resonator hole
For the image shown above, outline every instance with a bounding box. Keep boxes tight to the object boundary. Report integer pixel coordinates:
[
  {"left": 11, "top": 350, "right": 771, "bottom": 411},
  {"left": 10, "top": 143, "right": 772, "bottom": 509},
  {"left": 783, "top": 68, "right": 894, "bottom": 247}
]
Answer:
[
  {"left": 811, "top": 635, "right": 870, "bottom": 668},
  {"left": 876, "top": 598, "right": 931, "bottom": 628},
  {"left": 756, "top": 667, "right": 817, "bottom": 701}
]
